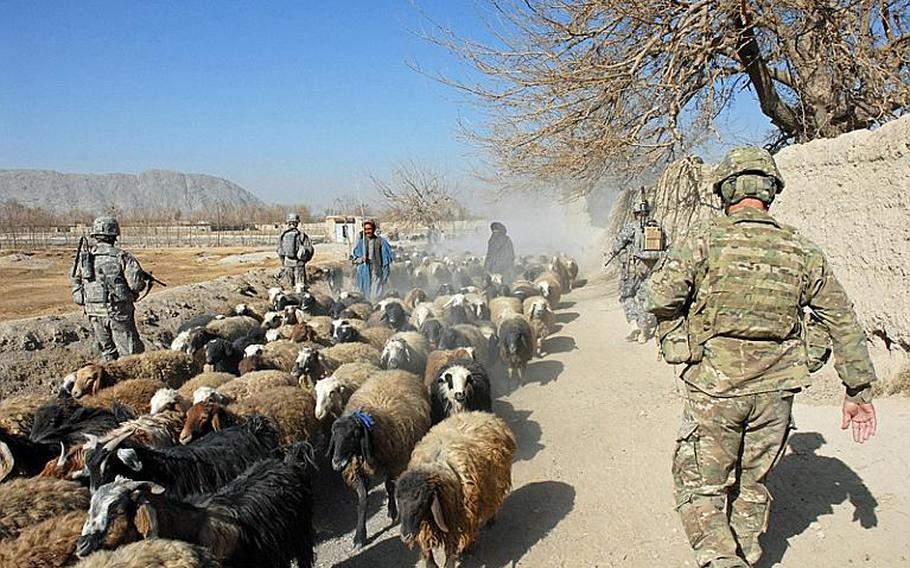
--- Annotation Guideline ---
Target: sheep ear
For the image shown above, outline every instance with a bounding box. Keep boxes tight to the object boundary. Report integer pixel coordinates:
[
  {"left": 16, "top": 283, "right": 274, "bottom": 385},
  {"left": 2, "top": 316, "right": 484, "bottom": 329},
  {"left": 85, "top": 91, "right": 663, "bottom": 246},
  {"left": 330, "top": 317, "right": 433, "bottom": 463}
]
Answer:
[
  {"left": 211, "top": 408, "right": 223, "bottom": 431},
  {"left": 116, "top": 448, "right": 142, "bottom": 471},
  {"left": 0, "top": 441, "right": 14, "bottom": 481},
  {"left": 431, "top": 493, "right": 449, "bottom": 533},
  {"left": 360, "top": 428, "right": 373, "bottom": 462},
  {"left": 134, "top": 503, "right": 159, "bottom": 539},
  {"left": 90, "top": 376, "right": 101, "bottom": 396}
]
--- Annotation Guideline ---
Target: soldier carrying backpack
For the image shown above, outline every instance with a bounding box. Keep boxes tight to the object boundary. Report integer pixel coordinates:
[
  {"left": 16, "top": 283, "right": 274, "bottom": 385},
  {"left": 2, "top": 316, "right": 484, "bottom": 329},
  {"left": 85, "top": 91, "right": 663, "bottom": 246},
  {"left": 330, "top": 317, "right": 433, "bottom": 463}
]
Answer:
[{"left": 276, "top": 212, "right": 314, "bottom": 290}]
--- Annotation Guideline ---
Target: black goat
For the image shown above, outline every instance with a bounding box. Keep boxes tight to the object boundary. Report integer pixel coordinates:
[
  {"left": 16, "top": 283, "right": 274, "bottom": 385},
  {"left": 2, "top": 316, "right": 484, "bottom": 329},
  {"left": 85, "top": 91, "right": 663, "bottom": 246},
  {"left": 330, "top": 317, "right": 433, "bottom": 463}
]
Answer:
[
  {"left": 383, "top": 302, "right": 414, "bottom": 331},
  {"left": 29, "top": 397, "right": 122, "bottom": 448},
  {"left": 203, "top": 338, "right": 242, "bottom": 374},
  {"left": 300, "top": 292, "right": 333, "bottom": 316},
  {"left": 85, "top": 416, "right": 279, "bottom": 497},
  {"left": 77, "top": 442, "right": 315, "bottom": 568},
  {"left": 498, "top": 316, "right": 535, "bottom": 385},
  {"left": 0, "top": 428, "right": 57, "bottom": 480}
]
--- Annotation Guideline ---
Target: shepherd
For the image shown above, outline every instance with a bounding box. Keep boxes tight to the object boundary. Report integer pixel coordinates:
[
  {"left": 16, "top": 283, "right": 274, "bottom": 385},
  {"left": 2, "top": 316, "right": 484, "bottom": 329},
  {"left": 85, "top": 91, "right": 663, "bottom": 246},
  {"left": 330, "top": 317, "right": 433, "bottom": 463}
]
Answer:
[{"left": 351, "top": 219, "right": 394, "bottom": 301}]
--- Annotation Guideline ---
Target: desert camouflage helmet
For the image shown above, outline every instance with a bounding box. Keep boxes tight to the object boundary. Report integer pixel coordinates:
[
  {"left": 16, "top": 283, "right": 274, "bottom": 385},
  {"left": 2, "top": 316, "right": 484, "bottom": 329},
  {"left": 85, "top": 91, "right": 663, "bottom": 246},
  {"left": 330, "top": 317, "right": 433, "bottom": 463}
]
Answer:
[
  {"left": 712, "top": 146, "right": 785, "bottom": 205},
  {"left": 633, "top": 200, "right": 651, "bottom": 217},
  {"left": 286, "top": 212, "right": 300, "bottom": 224},
  {"left": 90, "top": 216, "right": 121, "bottom": 238}
]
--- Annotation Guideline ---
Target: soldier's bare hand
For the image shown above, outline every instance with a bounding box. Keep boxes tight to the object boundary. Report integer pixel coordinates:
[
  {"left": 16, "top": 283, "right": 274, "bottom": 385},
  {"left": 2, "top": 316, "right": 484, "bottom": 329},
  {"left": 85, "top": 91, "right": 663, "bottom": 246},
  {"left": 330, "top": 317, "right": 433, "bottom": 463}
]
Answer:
[{"left": 841, "top": 401, "right": 877, "bottom": 443}]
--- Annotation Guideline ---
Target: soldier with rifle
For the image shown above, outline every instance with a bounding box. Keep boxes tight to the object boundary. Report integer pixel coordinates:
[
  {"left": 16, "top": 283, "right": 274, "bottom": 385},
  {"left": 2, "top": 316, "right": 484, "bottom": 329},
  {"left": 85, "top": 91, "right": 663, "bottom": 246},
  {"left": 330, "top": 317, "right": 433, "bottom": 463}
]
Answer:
[
  {"left": 606, "top": 187, "right": 666, "bottom": 342},
  {"left": 276, "top": 212, "right": 314, "bottom": 290},
  {"left": 71, "top": 216, "right": 163, "bottom": 361}
]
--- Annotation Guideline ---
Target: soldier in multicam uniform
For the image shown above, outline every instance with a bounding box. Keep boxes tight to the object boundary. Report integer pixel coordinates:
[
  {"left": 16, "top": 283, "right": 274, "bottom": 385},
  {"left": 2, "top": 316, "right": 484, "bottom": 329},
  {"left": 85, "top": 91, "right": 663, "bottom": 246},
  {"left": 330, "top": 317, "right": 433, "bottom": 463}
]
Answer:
[
  {"left": 70, "top": 216, "right": 149, "bottom": 362},
  {"left": 647, "top": 147, "right": 878, "bottom": 568},
  {"left": 609, "top": 200, "right": 664, "bottom": 342},
  {"left": 276, "top": 212, "right": 314, "bottom": 290}
]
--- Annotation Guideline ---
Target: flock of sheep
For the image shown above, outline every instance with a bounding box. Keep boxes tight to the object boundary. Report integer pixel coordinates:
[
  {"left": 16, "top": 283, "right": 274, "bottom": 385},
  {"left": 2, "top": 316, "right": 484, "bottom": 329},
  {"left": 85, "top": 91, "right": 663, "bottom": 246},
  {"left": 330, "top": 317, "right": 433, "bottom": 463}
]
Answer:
[{"left": 0, "top": 245, "right": 579, "bottom": 568}]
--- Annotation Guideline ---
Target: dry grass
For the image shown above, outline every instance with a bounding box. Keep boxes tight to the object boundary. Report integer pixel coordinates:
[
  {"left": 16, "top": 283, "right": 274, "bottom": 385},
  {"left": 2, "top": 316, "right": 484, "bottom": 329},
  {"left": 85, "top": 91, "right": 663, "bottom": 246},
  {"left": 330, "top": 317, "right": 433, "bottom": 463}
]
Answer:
[{"left": 0, "top": 246, "right": 343, "bottom": 321}]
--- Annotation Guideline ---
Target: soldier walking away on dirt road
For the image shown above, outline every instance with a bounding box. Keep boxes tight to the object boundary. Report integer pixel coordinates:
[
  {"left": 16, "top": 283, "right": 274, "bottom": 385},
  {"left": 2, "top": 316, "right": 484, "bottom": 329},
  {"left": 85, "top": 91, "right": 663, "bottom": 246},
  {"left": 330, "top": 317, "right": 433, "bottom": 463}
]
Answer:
[
  {"left": 646, "top": 147, "right": 878, "bottom": 568},
  {"left": 351, "top": 219, "right": 394, "bottom": 301},
  {"left": 276, "top": 212, "right": 315, "bottom": 290},
  {"left": 607, "top": 193, "right": 665, "bottom": 343},
  {"left": 70, "top": 216, "right": 152, "bottom": 362},
  {"left": 484, "top": 221, "right": 515, "bottom": 282}
]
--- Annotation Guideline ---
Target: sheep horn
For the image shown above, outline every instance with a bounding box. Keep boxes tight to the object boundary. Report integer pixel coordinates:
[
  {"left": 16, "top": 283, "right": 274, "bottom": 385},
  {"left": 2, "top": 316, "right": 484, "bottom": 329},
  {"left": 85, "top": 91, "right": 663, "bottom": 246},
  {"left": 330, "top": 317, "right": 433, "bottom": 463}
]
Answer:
[
  {"left": 56, "top": 442, "right": 67, "bottom": 467},
  {"left": 102, "top": 429, "right": 134, "bottom": 452},
  {"left": 0, "top": 441, "right": 14, "bottom": 481}
]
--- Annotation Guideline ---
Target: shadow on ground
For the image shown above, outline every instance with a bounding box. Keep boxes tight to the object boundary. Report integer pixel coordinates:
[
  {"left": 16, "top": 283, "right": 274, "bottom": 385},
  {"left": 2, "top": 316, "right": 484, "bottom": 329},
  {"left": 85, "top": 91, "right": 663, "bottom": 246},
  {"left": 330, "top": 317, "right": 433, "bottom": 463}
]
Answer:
[
  {"left": 332, "top": 534, "right": 420, "bottom": 568},
  {"left": 545, "top": 335, "right": 576, "bottom": 354},
  {"left": 757, "top": 432, "right": 878, "bottom": 567},
  {"left": 555, "top": 311, "right": 579, "bottom": 325},
  {"left": 521, "top": 360, "right": 564, "bottom": 388},
  {"left": 312, "top": 456, "right": 388, "bottom": 542},
  {"left": 461, "top": 481, "right": 576, "bottom": 568},
  {"left": 493, "top": 399, "right": 544, "bottom": 462}
]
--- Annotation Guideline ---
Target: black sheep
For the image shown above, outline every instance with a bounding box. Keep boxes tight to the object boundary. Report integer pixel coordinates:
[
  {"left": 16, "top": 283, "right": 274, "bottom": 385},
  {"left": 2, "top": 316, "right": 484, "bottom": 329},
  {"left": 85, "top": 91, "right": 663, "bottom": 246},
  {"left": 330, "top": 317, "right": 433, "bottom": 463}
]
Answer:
[
  {"left": 77, "top": 442, "right": 316, "bottom": 568},
  {"left": 429, "top": 360, "right": 493, "bottom": 424},
  {"left": 203, "top": 338, "right": 242, "bottom": 375},
  {"left": 300, "top": 292, "right": 334, "bottom": 316},
  {"left": 383, "top": 302, "right": 414, "bottom": 331},
  {"left": 0, "top": 428, "right": 57, "bottom": 480},
  {"left": 419, "top": 319, "right": 447, "bottom": 350},
  {"left": 85, "top": 416, "right": 280, "bottom": 497},
  {"left": 498, "top": 315, "right": 536, "bottom": 385},
  {"left": 29, "top": 397, "right": 122, "bottom": 448}
]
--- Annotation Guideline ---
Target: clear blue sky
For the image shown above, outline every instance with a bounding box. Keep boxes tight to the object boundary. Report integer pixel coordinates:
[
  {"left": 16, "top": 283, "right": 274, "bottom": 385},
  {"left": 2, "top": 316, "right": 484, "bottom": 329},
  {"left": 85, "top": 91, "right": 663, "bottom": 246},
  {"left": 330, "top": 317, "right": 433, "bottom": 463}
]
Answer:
[{"left": 0, "top": 1, "right": 772, "bottom": 207}]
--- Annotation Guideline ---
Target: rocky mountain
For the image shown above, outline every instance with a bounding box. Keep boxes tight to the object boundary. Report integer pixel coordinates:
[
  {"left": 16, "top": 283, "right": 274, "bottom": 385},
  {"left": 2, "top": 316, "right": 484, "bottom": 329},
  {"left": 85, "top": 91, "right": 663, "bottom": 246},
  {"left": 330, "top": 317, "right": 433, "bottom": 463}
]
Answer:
[{"left": 0, "top": 169, "right": 263, "bottom": 214}]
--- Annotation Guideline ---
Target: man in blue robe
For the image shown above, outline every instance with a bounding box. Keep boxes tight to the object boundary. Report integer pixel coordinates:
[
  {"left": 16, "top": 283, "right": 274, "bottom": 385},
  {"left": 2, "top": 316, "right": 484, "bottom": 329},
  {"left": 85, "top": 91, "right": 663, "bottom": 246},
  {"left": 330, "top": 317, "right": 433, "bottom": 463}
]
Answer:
[{"left": 352, "top": 219, "right": 394, "bottom": 300}]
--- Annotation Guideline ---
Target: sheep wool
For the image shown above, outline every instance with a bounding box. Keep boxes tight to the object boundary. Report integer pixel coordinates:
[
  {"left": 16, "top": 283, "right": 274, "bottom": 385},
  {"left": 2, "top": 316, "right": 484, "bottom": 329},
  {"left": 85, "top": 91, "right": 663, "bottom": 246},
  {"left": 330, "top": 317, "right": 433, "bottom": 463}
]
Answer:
[
  {"left": 399, "top": 412, "right": 516, "bottom": 565},
  {"left": 0, "top": 477, "right": 89, "bottom": 540},
  {"left": 342, "top": 370, "right": 431, "bottom": 485},
  {"left": 80, "top": 378, "right": 167, "bottom": 415},
  {"left": 74, "top": 538, "right": 220, "bottom": 568},
  {"left": 177, "top": 372, "right": 235, "bottom": 400},
  {"left": 0, "top": 392, "right": 52, "bottom": 437},
  {"left": 322, "top": 342, "right": 382, "bottom": 368},
  {"left": 218, "top": 370, "right": 296, "bottom": 402},
  {"left": 232, "top": 386, "right": 319, "bottom": 447}
]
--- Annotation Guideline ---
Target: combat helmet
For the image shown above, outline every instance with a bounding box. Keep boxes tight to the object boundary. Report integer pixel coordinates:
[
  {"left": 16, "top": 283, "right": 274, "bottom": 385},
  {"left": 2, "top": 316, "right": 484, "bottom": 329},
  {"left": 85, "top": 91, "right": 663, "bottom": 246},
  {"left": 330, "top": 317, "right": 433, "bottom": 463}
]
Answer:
[
  {"left": 633, "top": 201, "right": 651, "bottom": 217},
  {"left": 90, "top": 216, "right": 120, "bottom": 238},
  {"left": 712, "top": 146, "right": 785, "bottom": 206},
  {"left": 286, "top": 212, "right": 300, "bottom": 224}
]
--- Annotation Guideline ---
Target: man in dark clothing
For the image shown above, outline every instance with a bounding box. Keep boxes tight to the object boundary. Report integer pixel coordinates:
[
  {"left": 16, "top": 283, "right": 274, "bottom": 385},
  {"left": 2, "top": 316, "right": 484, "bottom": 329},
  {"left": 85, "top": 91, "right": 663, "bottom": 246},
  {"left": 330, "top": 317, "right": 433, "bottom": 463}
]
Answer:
[{"left": 484, "top": 221, "right": 515, "bottom": 280}]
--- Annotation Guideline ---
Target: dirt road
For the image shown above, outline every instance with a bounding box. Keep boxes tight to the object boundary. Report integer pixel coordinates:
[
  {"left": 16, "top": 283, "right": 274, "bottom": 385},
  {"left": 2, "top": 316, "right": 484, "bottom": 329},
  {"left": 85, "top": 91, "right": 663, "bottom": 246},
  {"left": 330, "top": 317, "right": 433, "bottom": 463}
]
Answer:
[{"left": 313, "top": 275, "right": 910, "bottom": 567}]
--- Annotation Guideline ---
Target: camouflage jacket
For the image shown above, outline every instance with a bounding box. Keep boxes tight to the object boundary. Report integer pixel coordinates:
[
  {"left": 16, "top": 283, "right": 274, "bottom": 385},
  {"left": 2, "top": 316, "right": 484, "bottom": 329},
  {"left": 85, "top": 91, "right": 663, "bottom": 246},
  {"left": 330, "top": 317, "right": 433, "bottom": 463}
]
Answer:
[
  {"left": 71, "top": 242, "right": 147, "bottom": 318},
  {"left": 611, "top": 223, "right": 664, "bottom": 263},
  {"left": 646, "top": 207, "right": 876, "bottom": 400}
]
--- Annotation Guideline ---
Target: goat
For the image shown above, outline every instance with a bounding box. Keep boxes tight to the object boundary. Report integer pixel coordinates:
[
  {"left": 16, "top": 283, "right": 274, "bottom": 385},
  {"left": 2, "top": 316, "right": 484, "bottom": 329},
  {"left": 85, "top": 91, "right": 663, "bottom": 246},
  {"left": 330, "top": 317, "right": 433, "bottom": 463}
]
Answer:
[{"left": 77, "top": 443, "right": 316, "bottom": 567}]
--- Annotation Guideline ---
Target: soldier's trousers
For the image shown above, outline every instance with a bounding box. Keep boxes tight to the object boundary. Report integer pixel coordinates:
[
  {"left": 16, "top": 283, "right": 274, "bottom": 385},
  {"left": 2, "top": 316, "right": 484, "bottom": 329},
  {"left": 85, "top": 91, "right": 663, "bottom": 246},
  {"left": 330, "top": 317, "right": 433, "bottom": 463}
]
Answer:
[
  {"left": 673, "top": 386, "right": 794, "bottom": 567},
  {"left": 90, "top": 315, "right": 145, "bottom": 362},
  {"left": 620, "top": 276, "right": 657, "bottom": 336},
  {"left": 285, "top": 265, "right": 307, "bottom": 290}
]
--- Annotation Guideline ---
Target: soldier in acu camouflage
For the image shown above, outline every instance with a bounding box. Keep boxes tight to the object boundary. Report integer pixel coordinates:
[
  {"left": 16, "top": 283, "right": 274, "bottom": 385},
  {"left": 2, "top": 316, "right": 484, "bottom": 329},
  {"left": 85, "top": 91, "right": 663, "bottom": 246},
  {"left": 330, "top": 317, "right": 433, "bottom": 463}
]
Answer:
[
  {"left": 70, "top": 216, "right": 148, "bottom": 362},
  {"left": 646, "top": 147, "right": 878, "bottom": 568},
  {"left": 610, "top": 200, "right": 663, "bottom": 342},
  {"left": 276, "top": 212, "right": 314, "bottom": 290}
]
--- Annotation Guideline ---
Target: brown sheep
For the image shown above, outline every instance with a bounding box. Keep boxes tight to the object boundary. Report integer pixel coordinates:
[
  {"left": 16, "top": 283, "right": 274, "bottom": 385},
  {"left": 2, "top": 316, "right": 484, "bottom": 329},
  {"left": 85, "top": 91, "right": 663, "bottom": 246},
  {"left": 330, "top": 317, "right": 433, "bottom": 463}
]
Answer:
[
  {"left": 70, "top": 351, "right": 195, "bottom": 399},
  {"left": 403, "top": 288, "right": 429, "bottom": 310},
  {"left": 489, "top": 297, "right": 523, "bottom": 328},
  {"left": 557, "top": 254, "right": 579, "bottom": 286},
  {"left": 360, "top": 327, "right": 395, "bottom": 351},
  {"left": 0, "top": 477, "right": 89, "bottom": 540},
  {"left": 329, "top": 369, "right": 431, "bottom": 547},
  {"left": 548, "top": 256, "right": 573, "bottom": 292},
  {"left": 216, "top": 370, "right": 296, "bottom": 402},
  {"left": 524, "top": 296, "right": 556, "bottom": 356},
  {"left": 74, "top": 538, "right": 220, "bottom": 568},
  {"left": 510, "top": 279, "right": 541, "bottom": 302},
  {"left": 79, "top": 378, "right": 166, "bottom": 415},
  {"left": 0, "top": 392, "right": 52, "bottom": 437},
  {"left": 397, "top": 412, "right": 516, "bottom": 568},
  {"left": 180, "top": 386, "right": 318, "bottom": 448},
  {"left": 0, "top": 510, "right": 135, "bottom": 568},
  {"left": 424, "top": 348, "right": 476, "bottom": 391},
  {"left": 176, "top": 372, "right": 235, "bottom": 401},
  {"left": 321, "top": 342, "right": 382, "bottom": 368},
  {"left": 261, "top": 340, "right": 302, "bottom": 372},
  {"left": 341, "top": 302, "right": 373, "bottom": 321},
  {"left": 533, "top": 271, "right": 563, "bottom": 310},
  {"left": 301, "top": 315, "right": 334, "bottom": 341}
]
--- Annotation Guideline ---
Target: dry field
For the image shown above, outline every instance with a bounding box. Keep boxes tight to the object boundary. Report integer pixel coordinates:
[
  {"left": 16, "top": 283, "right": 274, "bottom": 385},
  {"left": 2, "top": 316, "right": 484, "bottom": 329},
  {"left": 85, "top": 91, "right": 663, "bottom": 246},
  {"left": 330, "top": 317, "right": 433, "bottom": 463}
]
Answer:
[{"left": 0, "top": 245, "right": 344, "bottom": 321}]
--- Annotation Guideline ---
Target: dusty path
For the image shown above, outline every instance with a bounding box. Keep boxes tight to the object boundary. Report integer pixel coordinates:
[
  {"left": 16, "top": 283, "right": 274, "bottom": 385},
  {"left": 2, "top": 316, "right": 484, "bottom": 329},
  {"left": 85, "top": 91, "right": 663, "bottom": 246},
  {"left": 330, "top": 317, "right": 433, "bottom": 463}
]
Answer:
[{"left": 314, "top": 275, "right": 910, "bottom": 567}]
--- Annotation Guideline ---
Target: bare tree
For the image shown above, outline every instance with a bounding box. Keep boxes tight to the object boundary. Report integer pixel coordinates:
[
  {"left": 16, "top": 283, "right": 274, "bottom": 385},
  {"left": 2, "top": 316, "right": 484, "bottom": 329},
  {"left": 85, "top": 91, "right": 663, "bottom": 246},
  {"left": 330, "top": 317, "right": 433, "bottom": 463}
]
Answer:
[
  {"left": 422, "top": 0, "right": 910, "bottom": 196},
  {"left": 371, "top": 162, "right": 467, "bottom": 230}
]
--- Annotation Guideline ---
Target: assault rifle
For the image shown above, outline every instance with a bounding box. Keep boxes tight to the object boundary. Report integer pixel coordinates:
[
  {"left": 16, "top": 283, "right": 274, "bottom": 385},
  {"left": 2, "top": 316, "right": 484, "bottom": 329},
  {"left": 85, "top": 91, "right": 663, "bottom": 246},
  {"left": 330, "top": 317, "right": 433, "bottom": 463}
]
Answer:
[{"left": 138, "top": 269, "right": 167, "bottom": 301}]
